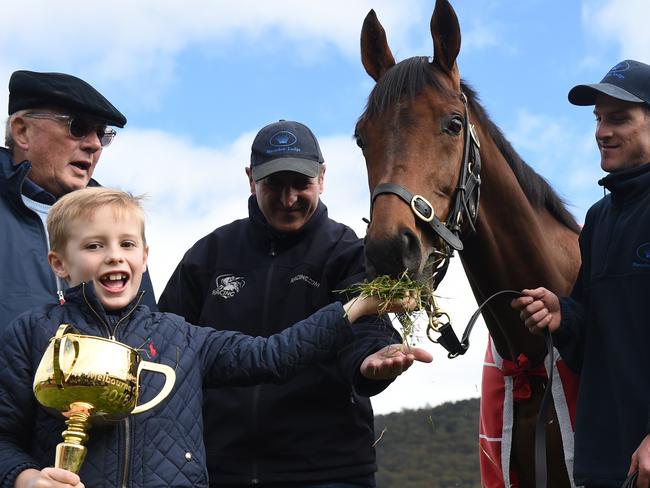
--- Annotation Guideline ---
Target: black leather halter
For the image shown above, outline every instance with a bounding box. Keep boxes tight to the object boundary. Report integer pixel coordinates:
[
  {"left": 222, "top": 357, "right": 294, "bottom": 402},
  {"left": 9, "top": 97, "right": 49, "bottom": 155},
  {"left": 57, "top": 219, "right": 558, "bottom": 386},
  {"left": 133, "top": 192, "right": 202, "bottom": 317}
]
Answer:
[{"left": 369, "top": 92, "right": 481, "bottom": 288}]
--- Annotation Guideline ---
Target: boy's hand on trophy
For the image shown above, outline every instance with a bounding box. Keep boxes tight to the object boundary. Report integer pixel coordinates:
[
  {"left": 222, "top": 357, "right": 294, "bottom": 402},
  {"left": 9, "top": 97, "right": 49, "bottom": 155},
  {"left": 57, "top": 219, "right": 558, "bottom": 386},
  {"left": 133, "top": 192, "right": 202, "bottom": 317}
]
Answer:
[{"left": 14, "top": 467, "right": 84, "bottom": 488}]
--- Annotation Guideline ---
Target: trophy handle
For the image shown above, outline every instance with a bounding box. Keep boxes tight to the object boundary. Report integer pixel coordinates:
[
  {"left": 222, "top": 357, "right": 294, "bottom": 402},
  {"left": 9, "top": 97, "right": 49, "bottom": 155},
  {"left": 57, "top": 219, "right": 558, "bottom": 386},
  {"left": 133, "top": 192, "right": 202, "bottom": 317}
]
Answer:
[
  {"left": 131, "top": 361, "right": 176, "bottom": 414},
  {"left": 52, "top": 324, "right": 80, "bottom": 387}
]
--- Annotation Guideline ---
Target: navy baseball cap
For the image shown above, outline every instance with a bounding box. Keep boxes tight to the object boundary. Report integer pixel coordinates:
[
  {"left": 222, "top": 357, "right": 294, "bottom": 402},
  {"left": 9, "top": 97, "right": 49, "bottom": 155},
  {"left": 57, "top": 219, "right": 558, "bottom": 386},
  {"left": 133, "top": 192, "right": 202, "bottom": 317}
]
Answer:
[
  {"left": 568, "top": 60, "right": 650, "bottom": 106},
  {"left": 8, "top": 70, "right": 126, "bottom": 127},
  {"left": 250, "top": 120, "right": 324, "bottom": 182}
]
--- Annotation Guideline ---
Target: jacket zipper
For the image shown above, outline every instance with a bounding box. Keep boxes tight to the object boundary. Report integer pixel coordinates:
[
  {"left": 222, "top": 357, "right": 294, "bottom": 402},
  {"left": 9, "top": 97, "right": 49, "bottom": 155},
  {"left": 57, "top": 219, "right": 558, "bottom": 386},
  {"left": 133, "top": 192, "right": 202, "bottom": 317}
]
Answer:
[
  {"left": 80, "top": 284, "right": 144, "bottom": 487},
  {"left": 601, "top": 204, "right": 621, "bottom": 274},
  {"left": 81, "top": 284, "right": 144, "bottom": 339},
  {"left": 249, "top": 241, "right": 278, "bottom": 484},
  {"left": 121, "top": 418, "right": 131, "bottom": 488}
]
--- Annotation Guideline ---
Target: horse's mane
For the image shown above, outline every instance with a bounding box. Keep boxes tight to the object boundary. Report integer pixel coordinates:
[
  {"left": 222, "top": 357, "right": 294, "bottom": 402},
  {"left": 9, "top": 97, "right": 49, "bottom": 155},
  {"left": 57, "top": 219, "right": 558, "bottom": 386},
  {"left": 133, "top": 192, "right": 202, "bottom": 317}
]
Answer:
[{"left": 360, "top": 56, "right": 580, "bottom": 233}]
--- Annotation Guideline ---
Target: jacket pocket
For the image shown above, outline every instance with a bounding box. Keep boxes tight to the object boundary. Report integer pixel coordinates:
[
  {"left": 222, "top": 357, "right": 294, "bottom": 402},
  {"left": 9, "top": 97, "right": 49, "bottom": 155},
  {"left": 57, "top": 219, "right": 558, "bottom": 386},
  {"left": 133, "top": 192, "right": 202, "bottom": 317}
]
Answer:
[{"left": 140, "top": 417, "right": 209, "bottom": 487}]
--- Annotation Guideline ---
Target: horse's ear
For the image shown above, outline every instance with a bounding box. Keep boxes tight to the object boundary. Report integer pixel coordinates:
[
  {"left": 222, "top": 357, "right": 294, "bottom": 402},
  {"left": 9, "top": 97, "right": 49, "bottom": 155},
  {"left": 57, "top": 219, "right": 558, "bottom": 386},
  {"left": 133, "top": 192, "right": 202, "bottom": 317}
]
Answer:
[
  {"left": 430, "top": 0, "right": 461, "bottom": 76},
  {"left": 361, "top": 9, "right": 396, "bottom": 81}
]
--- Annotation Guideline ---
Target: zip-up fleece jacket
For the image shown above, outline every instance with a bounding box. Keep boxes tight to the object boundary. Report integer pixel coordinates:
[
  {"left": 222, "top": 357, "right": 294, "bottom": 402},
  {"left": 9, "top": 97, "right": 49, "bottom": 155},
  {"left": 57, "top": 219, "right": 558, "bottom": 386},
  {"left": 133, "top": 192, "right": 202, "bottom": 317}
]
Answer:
[
  {"left": 0, "top": 282, "right": 354, "bottom": 488},
  {"left": 158, "top": 196, "right": 401, "bottom": 487},
  {"left": 554, "top": 163, "right": 650, "bottom": 487},
  {"left": 0, "top": 147, "right": 156, "bottom": 328}
]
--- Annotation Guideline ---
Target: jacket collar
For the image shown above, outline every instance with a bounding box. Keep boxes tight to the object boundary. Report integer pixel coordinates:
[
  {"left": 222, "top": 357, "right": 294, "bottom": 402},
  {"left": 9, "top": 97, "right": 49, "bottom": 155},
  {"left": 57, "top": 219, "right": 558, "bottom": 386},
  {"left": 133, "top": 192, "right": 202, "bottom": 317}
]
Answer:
[
  {"left": 0, "top": 147, "right": 32, "bottom": 207},
  {"left": 63, "top": 281, "right": 147, "bottom": 337},
  {"left": 0, "top": 146, "right": 100, "bottom": 206},
  {"left": 22, "top": 177, "right": 57, "bottom": 205},
  {"left": 247, "top": 195, "right": 328, "bottom": 248},
  {"left": 599, "top": 162, "right": 650, "bottom": 205}
]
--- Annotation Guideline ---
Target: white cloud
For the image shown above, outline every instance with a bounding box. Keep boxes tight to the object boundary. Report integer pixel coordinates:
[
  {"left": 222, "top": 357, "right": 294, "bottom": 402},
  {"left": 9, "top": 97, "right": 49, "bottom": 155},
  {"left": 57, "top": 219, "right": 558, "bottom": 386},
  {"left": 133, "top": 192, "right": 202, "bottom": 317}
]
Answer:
[
  {"left": 0, "top": 1, "right": 425, "bottom": 90},
  {"left": 94, "top": 128, "right": 253, "bottom": 294},
  {"left": 583, "top": 0, "right": 650, "bottom": 62},
  {"left": 461, "top": 18, "right": 500, "bottom": 53}
]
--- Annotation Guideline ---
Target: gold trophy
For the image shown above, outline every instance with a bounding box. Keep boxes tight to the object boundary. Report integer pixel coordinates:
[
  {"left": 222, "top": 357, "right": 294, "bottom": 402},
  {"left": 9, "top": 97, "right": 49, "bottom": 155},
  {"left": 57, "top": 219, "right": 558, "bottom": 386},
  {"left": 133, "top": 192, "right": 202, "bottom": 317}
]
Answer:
[{"left": 33, "top": 324, "right": 176, "bottom": 474}]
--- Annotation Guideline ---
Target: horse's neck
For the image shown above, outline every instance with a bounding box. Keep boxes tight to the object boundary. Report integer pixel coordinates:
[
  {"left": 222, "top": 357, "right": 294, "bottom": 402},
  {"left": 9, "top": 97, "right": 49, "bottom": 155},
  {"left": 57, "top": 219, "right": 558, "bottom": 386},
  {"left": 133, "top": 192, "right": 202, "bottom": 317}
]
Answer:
[{"left": 459, "top": 145, "right": 580, "bottom": 362}]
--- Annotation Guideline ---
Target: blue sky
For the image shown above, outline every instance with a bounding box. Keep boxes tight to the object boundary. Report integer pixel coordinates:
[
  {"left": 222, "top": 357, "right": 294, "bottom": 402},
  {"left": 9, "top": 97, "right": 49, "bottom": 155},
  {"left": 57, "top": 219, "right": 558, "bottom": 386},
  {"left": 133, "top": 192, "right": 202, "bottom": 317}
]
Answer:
[{"left": 2, "top": 0, "right": 647, "bottom": 413}]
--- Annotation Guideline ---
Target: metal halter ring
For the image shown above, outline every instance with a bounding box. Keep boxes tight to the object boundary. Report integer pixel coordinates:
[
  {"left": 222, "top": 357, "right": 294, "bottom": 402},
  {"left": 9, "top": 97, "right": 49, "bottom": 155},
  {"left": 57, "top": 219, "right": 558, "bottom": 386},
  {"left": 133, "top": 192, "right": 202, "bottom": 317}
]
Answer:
[{"left": 410, "top": 195, "right": 435, "bottom": 223}]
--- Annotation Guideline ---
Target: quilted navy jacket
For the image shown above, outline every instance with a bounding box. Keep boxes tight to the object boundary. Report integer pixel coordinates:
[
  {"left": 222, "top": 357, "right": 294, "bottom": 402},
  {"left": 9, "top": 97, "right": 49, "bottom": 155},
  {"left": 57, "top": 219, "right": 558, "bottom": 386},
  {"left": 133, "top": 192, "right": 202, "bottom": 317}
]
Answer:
[{"left": 0, "top": 282, "right": 353, "bottom": 488}]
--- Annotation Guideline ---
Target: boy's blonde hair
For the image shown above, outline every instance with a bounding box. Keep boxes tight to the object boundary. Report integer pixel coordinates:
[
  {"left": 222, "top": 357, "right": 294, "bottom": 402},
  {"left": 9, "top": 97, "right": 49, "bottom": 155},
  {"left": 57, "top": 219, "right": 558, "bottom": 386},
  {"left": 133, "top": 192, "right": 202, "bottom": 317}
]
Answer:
[{"left": 47, "top": 187, "right": 147, "bottom": 253}]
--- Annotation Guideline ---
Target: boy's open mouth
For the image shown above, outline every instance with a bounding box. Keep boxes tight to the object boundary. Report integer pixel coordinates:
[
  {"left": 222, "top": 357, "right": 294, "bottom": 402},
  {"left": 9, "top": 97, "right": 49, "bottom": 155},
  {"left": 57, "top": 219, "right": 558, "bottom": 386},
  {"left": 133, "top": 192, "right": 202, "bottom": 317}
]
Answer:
[{"left": 99, "top": 272, "right": 129, "bottom": 291}]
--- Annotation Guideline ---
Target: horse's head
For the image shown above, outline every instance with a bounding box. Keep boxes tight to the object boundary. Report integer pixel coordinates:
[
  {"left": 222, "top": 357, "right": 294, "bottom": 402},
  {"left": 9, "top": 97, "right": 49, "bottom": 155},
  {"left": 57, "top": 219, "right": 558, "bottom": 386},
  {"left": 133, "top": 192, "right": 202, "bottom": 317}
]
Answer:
[{"left": 356, "top": 0, "right": 476, "bottom": 281}]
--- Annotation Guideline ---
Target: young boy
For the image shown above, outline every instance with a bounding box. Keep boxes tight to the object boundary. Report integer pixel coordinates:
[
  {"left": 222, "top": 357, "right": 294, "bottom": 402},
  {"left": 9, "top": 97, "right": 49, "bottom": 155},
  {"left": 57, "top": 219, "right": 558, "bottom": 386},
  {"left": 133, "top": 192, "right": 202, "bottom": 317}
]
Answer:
[{"left": 0, "top": 187, "right": 430, "bottom": 488}]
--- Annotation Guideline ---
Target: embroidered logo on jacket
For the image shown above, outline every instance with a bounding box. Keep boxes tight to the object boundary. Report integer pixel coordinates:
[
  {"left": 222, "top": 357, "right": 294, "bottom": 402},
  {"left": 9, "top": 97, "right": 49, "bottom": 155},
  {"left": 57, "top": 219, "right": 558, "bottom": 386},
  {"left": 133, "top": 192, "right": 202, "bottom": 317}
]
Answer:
[
  {"left": 141, "top": 339, "right": 157, "bottom": 359},
  {"left": 290, "top": 274, "right": 320, "bottom": 288},
  {"left": 212, "top": 274, "right": 246, "bottom": 298}
]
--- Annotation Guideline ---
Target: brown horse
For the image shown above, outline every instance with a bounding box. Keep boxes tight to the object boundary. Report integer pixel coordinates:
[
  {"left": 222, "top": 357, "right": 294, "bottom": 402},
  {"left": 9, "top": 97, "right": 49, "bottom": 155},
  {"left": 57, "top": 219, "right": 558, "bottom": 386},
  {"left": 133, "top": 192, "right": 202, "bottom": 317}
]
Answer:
[{"left": 356, "top": 1, "right": 581, "bottom": 486}]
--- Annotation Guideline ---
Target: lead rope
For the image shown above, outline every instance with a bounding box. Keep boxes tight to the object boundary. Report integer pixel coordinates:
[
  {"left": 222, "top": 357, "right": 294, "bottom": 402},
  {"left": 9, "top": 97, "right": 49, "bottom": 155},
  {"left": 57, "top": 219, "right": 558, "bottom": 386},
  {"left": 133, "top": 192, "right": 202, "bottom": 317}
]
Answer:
[{"left": 427, "top": 289, "right": 553, "bottom": 488}]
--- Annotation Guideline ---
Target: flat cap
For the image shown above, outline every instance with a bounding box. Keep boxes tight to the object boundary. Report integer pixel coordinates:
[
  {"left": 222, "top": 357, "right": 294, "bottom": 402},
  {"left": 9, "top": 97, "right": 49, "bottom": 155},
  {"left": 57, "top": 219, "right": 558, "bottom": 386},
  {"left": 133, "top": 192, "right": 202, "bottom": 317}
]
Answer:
[{"left": 8, "top": 70, "right": 126, "bottom": 127}]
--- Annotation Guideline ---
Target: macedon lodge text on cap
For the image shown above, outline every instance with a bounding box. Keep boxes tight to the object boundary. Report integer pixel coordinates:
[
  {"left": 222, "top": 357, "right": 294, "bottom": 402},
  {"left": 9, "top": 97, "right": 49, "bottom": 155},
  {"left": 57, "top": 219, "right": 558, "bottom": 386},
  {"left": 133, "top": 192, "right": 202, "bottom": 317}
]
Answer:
[{"left": 250, "top": 120, "right": 324, "bottom": 182}]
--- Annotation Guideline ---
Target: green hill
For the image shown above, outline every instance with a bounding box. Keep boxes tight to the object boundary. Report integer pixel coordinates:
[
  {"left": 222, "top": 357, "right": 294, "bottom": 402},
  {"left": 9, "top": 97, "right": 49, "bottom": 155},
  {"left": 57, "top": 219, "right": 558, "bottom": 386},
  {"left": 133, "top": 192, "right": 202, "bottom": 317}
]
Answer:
[{"left": 374, "top": 398, "right": 481, "bottom": 487}]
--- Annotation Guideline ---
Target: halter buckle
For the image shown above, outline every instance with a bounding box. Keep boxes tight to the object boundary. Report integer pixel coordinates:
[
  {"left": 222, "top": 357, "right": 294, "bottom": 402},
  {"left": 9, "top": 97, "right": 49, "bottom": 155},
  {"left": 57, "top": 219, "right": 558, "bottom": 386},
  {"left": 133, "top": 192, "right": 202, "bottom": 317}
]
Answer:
[{"left": 410, "top": 195, "right": 435, "bottom": 223}]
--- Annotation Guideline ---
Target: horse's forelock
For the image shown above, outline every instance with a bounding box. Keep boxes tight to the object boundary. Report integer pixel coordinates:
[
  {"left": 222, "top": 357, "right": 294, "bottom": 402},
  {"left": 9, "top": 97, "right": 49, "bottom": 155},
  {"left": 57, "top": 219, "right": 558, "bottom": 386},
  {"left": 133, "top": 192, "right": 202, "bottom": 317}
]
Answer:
[{"left": 361, "top": 56, "right": 446, "bottom": 119}]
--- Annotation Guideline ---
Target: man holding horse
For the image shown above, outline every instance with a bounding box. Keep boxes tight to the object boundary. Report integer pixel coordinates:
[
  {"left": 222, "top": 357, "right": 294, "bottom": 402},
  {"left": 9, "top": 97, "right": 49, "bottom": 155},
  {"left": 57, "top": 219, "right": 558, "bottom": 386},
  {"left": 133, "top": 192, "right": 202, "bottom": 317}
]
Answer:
[
  {"left": 513, "top": 59, "right": 650, "bottom": 488},
  {"left": 158, "top": 119, "right": 431, "bottom": 488}
]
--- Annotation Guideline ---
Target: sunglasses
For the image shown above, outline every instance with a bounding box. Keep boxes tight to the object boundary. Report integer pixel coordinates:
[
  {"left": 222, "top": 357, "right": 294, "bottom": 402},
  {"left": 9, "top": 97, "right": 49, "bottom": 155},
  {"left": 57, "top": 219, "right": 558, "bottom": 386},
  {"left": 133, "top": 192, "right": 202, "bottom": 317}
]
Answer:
[{"left": 24, "top": 112, "right": 117, "bottom": 147}]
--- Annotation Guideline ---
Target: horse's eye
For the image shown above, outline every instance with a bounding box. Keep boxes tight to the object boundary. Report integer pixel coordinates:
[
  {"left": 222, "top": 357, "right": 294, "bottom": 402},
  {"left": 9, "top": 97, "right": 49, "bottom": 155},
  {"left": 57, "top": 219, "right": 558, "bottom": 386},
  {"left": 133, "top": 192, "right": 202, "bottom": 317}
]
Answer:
[
  {"left": 354, "top": 133, "right": 365, "bottom": 149},
  {"left": 445, "top": 116, "right": 463, "bottom": 135}
]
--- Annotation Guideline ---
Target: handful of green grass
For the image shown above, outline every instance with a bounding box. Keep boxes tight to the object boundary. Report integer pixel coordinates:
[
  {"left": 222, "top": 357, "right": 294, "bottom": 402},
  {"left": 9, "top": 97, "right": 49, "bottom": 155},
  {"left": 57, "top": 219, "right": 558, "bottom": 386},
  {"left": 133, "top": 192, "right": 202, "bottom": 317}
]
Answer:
[{"left": 340, "top": 271, "right": 434, "bottom": 345}]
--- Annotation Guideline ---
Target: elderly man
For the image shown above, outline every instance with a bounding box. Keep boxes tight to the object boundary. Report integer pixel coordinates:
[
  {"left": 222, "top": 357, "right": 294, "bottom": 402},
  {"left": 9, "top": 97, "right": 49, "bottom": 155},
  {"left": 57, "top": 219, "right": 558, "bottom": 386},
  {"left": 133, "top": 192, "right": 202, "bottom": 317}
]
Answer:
[
  {"left": 0, "top": 70, "right": 156, "bottom": 326},
  {"left": 160, "top": 119, "right": 430, "bottom": 488},
  {"left": 512, "top": 59, "right": 650, "bottom": 488}
]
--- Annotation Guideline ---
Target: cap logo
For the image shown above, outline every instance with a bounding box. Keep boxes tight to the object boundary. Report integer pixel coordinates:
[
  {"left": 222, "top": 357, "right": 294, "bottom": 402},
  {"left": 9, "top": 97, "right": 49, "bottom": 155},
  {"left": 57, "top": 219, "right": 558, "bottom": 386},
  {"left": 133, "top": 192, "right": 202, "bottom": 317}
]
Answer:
[
  {"left": 605, "top": 61, "right": 630, "bottom": 80},
  {"left": 270, "top": 131, "right": 297, "bottom": 147}
]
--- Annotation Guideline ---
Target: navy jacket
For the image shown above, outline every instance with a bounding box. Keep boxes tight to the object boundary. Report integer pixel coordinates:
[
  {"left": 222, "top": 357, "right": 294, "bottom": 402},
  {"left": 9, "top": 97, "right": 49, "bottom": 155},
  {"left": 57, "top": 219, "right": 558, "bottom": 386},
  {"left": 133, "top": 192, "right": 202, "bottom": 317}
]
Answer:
[
  {"left": 0, "top": 282, "right": 353, "bottom": 488},
  {"left": 159, "top": 197, "right": 400, "bottom": 486},
  {"left": 554, "top": 163, "right": 650, "bottom": 487},
  {"left": 0, "top": 147, "right": 156, "bottom": 328}
]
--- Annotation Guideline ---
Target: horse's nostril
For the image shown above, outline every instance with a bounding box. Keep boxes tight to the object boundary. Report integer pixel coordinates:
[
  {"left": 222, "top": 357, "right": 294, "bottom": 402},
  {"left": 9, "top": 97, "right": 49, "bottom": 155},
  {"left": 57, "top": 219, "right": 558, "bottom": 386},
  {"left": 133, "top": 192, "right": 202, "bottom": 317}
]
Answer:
[
  {"left": 364, "top": 229, "right": 423, "bottom": 277},
  {"left": 401, "top": 229, "right": 420, "bottom": 258}
]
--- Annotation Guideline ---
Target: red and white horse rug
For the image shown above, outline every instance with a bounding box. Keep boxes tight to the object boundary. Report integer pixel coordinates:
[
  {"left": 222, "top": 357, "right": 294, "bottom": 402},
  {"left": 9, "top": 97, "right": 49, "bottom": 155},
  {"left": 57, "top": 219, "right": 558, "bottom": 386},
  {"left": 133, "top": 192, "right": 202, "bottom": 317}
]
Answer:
[{"left": 479, "top": 336, "right": 581, "bottom": 487}]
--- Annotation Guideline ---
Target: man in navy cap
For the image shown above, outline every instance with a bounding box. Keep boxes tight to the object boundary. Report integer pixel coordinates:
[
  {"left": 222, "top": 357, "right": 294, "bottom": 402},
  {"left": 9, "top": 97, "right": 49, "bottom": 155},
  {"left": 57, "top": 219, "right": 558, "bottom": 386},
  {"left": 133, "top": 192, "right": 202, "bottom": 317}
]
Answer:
[
  {"left": 0, "top": 70, "right": 156, "bottom": 328},
  {"left": 159, "top": 120, "right": 430, "bottom": 488},
  {"left": 512, "top": 60, "right": 650, "bottom": 487}
]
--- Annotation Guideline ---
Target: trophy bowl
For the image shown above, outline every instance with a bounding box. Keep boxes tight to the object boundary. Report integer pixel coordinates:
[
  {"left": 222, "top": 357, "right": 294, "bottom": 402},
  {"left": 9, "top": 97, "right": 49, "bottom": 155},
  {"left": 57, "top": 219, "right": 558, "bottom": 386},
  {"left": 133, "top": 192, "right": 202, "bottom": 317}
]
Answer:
[{"left": 33, "top": 324, "right": 176, "bottom": 473}]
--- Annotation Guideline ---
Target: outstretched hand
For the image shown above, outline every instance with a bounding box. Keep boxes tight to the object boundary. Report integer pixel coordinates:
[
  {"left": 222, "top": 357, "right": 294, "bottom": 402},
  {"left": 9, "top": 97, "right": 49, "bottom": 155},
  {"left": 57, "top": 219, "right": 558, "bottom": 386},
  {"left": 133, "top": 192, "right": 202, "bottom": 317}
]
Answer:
[{"left": 360, "top": 344, "right": 433, "bottom": 380}]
